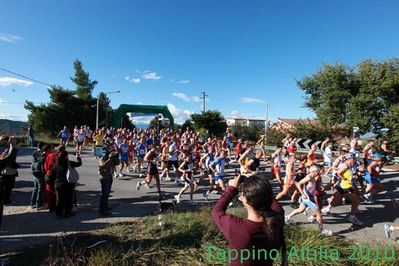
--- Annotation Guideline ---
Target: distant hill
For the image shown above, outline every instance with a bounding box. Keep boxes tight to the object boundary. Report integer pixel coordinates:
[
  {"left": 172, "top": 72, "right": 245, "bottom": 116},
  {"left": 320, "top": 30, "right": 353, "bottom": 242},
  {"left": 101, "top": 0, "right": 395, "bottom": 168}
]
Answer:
[{"left": 0, "top": 119, "right": 28, "bottom": 136}]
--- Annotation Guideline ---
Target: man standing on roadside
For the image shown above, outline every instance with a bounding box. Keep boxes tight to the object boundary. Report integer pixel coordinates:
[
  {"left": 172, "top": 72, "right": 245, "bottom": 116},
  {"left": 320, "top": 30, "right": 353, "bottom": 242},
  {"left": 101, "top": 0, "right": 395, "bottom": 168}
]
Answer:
[
  {"left": 31, "top": 143, "right": 51, "bottom": 209},
  {"left": 28, "top": 125, "right": 35, "bottom": 147}
]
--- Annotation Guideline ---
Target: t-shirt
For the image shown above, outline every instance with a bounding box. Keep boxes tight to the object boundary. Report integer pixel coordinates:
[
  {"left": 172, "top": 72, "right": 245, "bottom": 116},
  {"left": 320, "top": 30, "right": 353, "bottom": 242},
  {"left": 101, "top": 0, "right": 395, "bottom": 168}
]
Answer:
[
  {"left": 60, "top": 129, "right": 69, "bottom": 139},
  {"left": 323, "top": 147, "right": 332, "bottom": 163},
  {"left": 211, "top": 157, "right": 225, "bottom": 176},
  {"left": 168, "top": 144, "right": 178, "bottom": 161}
]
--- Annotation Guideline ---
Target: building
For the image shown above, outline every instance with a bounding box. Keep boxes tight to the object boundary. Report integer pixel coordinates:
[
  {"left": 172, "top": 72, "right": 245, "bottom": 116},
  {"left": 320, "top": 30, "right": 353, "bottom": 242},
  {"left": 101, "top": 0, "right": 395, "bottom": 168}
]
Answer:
[
  {"left": 225, "top": 117, "right": 266, "bottom": 127},
  {"left": 272, "top": 118, "right": 319, "bottom": 131}
]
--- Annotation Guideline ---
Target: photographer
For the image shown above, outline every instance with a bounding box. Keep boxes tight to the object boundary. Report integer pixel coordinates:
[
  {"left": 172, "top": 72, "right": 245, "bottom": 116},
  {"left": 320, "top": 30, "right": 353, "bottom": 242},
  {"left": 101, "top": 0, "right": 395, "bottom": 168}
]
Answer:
[
  {"left": 0, "top": 136, "right": 18, "bottom": 205},
  {"left": 212, "top": 175, "right": 286, "bottom": 266},
  {"left": 0, "top": 136, "right": 15, "bottom": 227},
  {"left": 98, "top": 150, "right": 119, "bottom": 216}
]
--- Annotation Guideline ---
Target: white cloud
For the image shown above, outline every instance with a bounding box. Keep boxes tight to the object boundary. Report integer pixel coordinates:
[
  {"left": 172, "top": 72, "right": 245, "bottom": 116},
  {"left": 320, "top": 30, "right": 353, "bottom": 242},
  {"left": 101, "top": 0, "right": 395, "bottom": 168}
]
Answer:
[
  {"left": 0, "top": 33, "right": 23, "bottom": 43},
  {"left": 0, "top": 99, "right": 8, "bottom": 105},
  {"left": 142, "top": 71, "right": 161, "bottom": 80},
  {"left": 130, "top": 78, "right": 141, "bottom": 84},
  {"left": 172, "top": 92, "right": 190, "bottom": 102},
  {"left": 231, "top": 110, "right": 243, "bottom": 118},
  {"left": 177, "top": 80, "right": 190, "bottom": 84},
  {"left": 240, "top": 97, "right": 266, "bottom": 104},
  {"left": 0, "top": 113, "right": 27, "bottom": 121},
  {"left": 191, "top": 96, "right": 201, "bottom": 103},
  {"left": 167, "top": 103, "right": 192, "bottom": 124},
  {"left": 0, "top": 77, "right": 33, "bottom": 87},
  {"left": 125, "top": 76, "right": 130, "bottom": 80}
]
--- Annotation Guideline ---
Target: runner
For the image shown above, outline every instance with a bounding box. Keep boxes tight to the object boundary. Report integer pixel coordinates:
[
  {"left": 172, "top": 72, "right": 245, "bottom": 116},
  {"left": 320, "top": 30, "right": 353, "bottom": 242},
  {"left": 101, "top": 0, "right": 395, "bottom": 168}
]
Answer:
[
  {"left": 285, "top": 164, "right": 332, "bottom": 236},
  {"left": 363, "top": 153, "right": 386, "bottom": 203},
  {"left": 174, "top": 154, "right": 196, "bottom": 205},
  {"left": 384, "top": 224, "right": 399, "bottom": 239},
  {"left": 136, "top": 146, "right": 161, "bottom": 197},
  {"left": 321, "top": 153, "right": 363, "bottom": 225},
  {"left": 167, "top": 138, "right": 180, "bottom": 183},
  {"left": 117, "top": 139, "right": 129, "bottom": 177},
  {"left": 306, "top": 144, "right": 317, "bottom": 167},
  {"left": 58, "top": 126, "right": 70, "bottom": 146},
  {"left": 270, "top": 146, "right": 283, "bottom": 190},
  {"left": 75, "top": 128, "right": 85, "bottom": 155},
  {"left": 135, "top": 137, "right": 146, "bottom": 176},
  {"left": 362, "top": 140, "right": 375, "bottom": 167},
  {"left": 276, "top": 155, "right": 298, "bottom": 207},
  {"left": 203, "top": 150, "right": 227, "bottom": 199}
]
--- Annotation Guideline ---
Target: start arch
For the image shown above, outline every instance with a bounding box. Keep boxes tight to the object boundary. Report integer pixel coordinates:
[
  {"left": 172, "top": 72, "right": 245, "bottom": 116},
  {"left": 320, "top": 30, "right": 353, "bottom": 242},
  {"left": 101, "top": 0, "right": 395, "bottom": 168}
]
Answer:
[{"left": 111, "top": 104, "right": 174, "bottom": 128}]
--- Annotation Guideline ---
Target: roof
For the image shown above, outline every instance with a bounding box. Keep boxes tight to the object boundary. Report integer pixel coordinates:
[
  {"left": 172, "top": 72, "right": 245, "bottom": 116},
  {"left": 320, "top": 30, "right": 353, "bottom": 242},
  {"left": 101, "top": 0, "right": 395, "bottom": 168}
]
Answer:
[{"left": 277, "top": 118, "right": 318, "bottom": 126}]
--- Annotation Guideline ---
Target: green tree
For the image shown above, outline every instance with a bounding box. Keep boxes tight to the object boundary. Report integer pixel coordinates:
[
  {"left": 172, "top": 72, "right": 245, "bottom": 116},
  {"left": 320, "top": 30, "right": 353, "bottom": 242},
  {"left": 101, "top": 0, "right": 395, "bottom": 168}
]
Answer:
[
  {"left": 181, "top": 119, "right": 194, "bottom": 131},
  {"left": 191, "top": 110, "right": 227, "bottom": 137},
  {"left": 25, "top": 60, "right": 108, "bottom": 135},
  {"left": 121, "top": 115, "right": 136, "bottom": 130},
  {"left": 70, "top": 59, "right": 98, "bottom": 100},
  {"left": 230, "top": 124, "right": 263, "bottom": 142},
  {"left": 298, "top": 58, "right": 399, "bottom": 138}
]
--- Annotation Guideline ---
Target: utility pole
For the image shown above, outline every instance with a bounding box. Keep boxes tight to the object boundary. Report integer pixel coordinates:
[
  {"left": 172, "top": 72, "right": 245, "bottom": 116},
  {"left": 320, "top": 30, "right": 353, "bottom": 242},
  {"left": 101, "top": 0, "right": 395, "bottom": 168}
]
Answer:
[{"left": 200, "top": 91, "right": 208, "bottom": 113}]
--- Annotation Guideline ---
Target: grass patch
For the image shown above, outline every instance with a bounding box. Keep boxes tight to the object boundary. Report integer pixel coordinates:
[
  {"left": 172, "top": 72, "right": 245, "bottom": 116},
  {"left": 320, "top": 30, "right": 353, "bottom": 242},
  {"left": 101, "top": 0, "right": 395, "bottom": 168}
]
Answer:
[{"left": 7, "top": 208, "right": 399, "bottom": 266}]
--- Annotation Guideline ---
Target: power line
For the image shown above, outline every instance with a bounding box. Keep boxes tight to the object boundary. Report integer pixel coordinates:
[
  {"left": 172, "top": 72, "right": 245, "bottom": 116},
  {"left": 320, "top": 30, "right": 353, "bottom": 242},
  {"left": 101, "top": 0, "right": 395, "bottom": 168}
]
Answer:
[{"left": 0, "top": 67, "right": 53, "bottom": 87}]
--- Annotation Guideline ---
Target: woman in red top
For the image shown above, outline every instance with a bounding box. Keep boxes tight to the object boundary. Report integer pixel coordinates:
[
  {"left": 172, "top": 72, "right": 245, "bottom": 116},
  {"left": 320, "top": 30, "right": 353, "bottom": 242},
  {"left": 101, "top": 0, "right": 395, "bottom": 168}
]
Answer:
[{"left": 212, "top": 175, "right": 286, "bottom": 266}]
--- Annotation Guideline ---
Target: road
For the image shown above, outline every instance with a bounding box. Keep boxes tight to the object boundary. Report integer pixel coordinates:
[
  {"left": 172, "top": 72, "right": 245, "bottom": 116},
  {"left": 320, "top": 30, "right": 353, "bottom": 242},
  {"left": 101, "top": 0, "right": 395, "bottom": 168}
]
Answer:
[{"left": 0, "top": 147, "right": 398, "bottom": 255}]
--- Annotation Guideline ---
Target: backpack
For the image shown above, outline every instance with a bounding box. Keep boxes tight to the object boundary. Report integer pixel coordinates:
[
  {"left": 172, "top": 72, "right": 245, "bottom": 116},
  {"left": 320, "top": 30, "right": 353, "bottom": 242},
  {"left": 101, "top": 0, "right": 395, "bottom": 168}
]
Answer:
[{"left": 32, "top": 150, "right": 46, "bottom": 177}]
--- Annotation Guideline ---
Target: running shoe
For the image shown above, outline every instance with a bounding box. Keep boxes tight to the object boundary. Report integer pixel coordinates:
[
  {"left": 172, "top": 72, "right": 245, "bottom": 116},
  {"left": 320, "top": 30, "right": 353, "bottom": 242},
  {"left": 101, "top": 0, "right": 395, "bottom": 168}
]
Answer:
[
  {"left": 347, "top": 215, "right": 363, "bottom": 225},
  {"left": 307, "top": 215, "right": 316, "bottom": 224},
  {"left": 174, "top": 195, "right": 181, "bottom": 203},
  {"left": 284, "top": 215, "right": 292, "bottom": 225},
  {"left": 321, "top": 206, "right": 331, "bottom": 215},
  {"left": 203, "top": 191, "right": 209, "bottom": 201},
  {"left": 136, "top": 181, "right": 141, "bottom": 191},
  {"left": 165, "top": 177, "right": 171, "bottom": 181},
  {"left": 319, "top": 229, "right": 333, "bottom": 236},
  {"left": 144, "top": 184, "right": 152, "bottom": 189},
  {"left": 118, "top": 173, "right": 124, "bottom": 178},
  {"left": 384, "top": 224, "right": 393, "bottom": 239}
]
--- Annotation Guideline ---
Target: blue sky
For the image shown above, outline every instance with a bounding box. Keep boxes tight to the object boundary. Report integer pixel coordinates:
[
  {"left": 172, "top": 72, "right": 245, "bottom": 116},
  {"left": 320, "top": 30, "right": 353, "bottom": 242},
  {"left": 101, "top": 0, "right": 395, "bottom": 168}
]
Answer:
[{"left": 1, "top": 0, "right": 398, "bottom": 124}]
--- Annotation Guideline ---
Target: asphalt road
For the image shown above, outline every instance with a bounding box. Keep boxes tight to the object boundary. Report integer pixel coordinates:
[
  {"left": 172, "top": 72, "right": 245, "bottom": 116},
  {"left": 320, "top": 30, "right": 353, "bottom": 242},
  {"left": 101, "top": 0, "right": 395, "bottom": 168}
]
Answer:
[{"left": 0, "top": 147, "right": 398, "bottom": 254}]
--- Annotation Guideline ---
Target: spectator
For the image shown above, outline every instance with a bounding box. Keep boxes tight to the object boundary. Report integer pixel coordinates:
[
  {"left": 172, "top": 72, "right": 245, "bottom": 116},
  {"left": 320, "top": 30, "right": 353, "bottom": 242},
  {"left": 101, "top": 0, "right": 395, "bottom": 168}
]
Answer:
[
  {"left": 1, "top": 136, "right": 18, "bottom": 205},
  {"left": 49, "top": 148, "right": 82, "bottom": 218},
  {"left": 31, "top": 143, "right": 51, "bottom": 209},
  {"left": 212, "top": 175, "right": 286, "bottom": 266},
  {"left": 28, "top": 125, "right": 35, "bottom": 147},
  {"left": 98, "top": 150, "right": 119, "bottom": 216}
]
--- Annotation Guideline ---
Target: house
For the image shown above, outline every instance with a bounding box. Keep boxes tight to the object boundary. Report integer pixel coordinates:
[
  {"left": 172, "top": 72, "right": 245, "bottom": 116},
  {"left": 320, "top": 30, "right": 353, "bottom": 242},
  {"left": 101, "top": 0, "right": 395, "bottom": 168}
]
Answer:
[{"left": 272, "top": 118, "right": 319, "bottom": 131}]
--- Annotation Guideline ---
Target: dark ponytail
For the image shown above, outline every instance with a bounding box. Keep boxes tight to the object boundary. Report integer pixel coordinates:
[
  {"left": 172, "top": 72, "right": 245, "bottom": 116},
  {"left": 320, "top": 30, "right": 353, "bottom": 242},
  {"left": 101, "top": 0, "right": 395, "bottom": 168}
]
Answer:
[{"left": 239, "top": 177, "right": 286, "bottom": 261}]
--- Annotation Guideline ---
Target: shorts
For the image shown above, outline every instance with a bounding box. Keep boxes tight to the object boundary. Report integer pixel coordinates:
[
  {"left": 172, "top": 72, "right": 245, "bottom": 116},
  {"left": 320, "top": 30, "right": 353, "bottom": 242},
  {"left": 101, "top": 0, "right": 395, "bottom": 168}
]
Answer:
[
  {"left": 61, "top": 137, "right": 68, "bottom": 142},
  {"left": 364, "top": 172, "right": 381, "bottom": 184},
  {"left": 336, "top": 186, "right": 354, "bottom": 194},
  {"left": 120, "top": 155, "right": 128, "bottom": 162},
  {"left": 271, "top": 165, "right": 280, "bottom": 175},
  {"left": 137, "top": 155, "right": 145, "bottom": 159},
  {"left": 168, "top": 160, "right": 179, "bottom": 169},
  {"left": 204, "top": 168, "right": 214, "bottom": 175},
  {"left": 77, "top": 141, "right": 84, "bottom": 146},
  {"left": 324, "top": 161, "right": 333, "bottom": 167},
  {"left": 302, "top": 197, "right": 318, "bottom": 210},
  {"left": 214, "top": 175, "right": 224, "bottom": 181},
  {"left": 147, "top": 165, "right": 158, "bottom": 175}
]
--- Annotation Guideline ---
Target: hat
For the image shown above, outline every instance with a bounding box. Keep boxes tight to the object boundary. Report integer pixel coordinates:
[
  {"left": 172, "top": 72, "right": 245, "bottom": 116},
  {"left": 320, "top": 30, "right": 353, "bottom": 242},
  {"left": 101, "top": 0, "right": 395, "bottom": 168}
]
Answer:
[{"left": 372, "top": 153, "right": 385, "bottom": 160}]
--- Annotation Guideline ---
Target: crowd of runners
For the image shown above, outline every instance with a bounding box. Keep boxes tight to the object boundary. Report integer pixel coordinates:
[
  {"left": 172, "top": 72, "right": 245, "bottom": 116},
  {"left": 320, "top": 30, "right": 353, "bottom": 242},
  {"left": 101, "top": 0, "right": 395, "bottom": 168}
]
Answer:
[{"left": 0, "top": 125, "right": 398, "bottom": 239}]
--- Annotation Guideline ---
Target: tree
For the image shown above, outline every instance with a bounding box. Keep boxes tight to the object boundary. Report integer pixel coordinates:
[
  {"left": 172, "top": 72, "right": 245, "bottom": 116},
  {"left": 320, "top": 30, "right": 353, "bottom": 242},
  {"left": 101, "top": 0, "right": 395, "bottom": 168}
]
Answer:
[
  {"left": 25, "top": 59, "right": 106, "bottom": 135},
  {"left": 298, "top": 58, "right": 399, "bottom": 138},
  {"left": 181, "top": 119, "right": 194, "bottom": 131},
  {"left": 70, "top": 59, "right": 98, "bottom": 100},
  {"left": 230, "top": 124, "right": 263, "bottom": 142},
  {"left": 191, "top": 110, "right": 227, "bottom": 136},
  {"left": 121, "top": 115, "right": 136, "bottom": 130}
]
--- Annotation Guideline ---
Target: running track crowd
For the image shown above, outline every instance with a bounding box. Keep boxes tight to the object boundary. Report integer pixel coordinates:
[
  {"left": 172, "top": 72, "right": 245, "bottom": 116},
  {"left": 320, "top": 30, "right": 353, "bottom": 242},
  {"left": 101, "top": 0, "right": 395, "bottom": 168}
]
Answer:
[{"left": 0, "top": 126, "right": 398, "bottom": 261}]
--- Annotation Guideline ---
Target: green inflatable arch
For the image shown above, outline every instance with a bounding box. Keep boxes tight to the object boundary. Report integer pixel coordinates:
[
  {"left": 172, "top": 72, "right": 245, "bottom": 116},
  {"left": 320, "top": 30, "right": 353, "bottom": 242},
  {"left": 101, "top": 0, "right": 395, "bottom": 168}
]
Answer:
[{"left": 111, "top": 104, "right": 174, "bottom": 128}]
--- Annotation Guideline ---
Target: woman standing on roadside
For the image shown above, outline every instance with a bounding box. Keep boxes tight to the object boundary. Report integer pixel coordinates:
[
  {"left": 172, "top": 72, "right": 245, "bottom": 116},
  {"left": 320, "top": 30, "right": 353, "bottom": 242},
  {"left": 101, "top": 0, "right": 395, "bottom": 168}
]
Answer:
[
  {"left": 212, "top": 175, "right": 286, "bottom": 266},
  {"left": 50, "top": 149, "right": 82, "bottom": 218}
]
